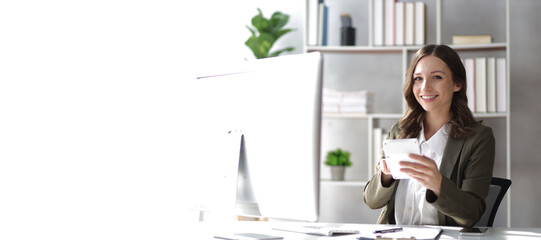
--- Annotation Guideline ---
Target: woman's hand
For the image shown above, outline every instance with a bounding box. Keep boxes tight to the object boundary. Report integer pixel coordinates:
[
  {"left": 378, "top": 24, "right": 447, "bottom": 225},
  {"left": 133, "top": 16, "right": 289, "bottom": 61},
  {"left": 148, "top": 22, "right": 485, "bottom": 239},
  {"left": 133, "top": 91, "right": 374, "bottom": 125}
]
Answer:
[
  {"left": 399, "top": 154, "right": 442, "bottom": 196},
  {"left": 380, "top": 159, "right": 394, "bottom": 187}
]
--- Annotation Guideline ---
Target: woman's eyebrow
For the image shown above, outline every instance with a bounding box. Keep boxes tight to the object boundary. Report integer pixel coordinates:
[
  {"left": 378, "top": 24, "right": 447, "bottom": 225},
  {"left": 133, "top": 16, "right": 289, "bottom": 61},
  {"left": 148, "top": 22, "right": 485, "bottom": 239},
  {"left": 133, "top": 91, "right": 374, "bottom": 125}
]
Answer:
[{"left": 430, "top": 70, "right": 447, "bottom": 75}]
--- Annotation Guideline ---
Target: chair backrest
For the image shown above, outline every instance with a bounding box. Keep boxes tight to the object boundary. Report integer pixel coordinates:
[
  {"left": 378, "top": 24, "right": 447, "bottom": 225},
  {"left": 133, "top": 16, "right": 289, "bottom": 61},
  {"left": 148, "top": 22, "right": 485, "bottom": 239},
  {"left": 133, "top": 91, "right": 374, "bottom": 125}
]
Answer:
[{"left": 476, "top": 177, "right": 512, "bottom": 227}]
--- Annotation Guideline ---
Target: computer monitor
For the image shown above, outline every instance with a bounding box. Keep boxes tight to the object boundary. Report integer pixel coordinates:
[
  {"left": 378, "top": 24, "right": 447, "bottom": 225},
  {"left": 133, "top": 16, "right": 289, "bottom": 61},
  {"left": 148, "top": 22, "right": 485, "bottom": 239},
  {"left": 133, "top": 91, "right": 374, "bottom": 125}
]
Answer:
[{"left": 191, "top": 52, "right": 323, "bottom": 222}]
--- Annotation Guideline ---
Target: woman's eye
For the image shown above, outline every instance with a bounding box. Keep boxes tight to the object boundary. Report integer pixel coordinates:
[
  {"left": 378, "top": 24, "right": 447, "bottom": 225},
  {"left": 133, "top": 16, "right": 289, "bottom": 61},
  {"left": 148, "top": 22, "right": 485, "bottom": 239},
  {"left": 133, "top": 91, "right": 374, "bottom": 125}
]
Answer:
[
  {"left": 414, "top": 77, "right": 422, "bottom": 81},
  {"left": 433, "top": 75, "right": 442, "bottom": 79}
]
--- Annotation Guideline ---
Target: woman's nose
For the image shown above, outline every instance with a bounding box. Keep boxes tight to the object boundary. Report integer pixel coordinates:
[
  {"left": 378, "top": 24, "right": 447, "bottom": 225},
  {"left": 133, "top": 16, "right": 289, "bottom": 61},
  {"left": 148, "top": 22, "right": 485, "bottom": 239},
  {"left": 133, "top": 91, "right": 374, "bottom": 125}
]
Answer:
[{"left": 421, "top": 79, "right": 431, "bottom": 91}]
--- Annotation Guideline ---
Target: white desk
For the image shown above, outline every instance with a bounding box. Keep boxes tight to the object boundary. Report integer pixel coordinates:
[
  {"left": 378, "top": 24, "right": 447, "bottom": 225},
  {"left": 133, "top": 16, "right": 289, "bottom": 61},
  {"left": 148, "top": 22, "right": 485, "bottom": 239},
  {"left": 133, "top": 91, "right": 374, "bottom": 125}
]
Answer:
[{"left": 188, "top": 221, "right": 541, "bottom": 240}]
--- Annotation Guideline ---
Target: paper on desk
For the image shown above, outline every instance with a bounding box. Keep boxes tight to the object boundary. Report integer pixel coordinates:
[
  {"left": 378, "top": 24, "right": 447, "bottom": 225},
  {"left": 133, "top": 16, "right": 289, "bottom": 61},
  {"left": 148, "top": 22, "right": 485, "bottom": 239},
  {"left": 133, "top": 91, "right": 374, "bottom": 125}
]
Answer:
[
  {"left": 272, "top": 224, "right": 359, "bottom": 236},
  {"left": 358, "top": 226, "right": 442, "bottom": 240}
]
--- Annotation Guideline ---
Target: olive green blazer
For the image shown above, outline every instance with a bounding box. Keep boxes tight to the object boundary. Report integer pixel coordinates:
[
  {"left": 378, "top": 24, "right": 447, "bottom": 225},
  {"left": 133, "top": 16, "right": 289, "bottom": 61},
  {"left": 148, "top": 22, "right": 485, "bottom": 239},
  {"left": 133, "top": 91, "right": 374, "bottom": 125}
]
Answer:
[{"left": 363, "top": 123, "right": 495, "bottom": 227}]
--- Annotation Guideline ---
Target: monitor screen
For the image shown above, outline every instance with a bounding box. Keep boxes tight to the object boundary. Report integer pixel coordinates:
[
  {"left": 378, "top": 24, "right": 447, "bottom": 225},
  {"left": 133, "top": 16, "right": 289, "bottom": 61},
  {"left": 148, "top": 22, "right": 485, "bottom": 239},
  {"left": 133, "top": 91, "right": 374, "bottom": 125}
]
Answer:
[{"left": 191, "top": 52, "right": 323, "bottom": 222}]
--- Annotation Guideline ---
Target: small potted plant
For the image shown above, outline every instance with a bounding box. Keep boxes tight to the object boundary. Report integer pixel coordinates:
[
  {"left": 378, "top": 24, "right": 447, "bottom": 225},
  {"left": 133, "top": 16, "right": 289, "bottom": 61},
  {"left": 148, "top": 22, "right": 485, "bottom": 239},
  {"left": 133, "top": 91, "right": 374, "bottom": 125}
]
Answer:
[
  {"left": 245, "top": 8, "right": 295, "bottom": 59},
  {"left": 325, "top": 148, "right": 352, "bottom": 181}
]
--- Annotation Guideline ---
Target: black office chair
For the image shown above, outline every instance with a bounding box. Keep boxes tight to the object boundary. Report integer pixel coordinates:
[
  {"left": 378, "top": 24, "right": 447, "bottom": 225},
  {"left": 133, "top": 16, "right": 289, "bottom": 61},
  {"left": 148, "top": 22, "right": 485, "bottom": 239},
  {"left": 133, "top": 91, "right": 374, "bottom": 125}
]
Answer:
[{"left": 476, "top": 177, "right": 512, "bottom": 227}]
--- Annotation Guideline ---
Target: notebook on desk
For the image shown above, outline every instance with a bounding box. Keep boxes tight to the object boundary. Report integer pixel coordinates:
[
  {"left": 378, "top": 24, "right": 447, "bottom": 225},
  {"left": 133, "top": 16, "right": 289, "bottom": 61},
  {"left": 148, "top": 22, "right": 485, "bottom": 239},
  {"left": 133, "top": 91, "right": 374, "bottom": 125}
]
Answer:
[
  {"left": 272, "top": 224, "right": 359, "bottom": 236},
  {"left": 357, "top": 226, "right": 443, "bottom": 240},
  {"left": 214, "top": 232, "right": 283, "bottom": 240}
]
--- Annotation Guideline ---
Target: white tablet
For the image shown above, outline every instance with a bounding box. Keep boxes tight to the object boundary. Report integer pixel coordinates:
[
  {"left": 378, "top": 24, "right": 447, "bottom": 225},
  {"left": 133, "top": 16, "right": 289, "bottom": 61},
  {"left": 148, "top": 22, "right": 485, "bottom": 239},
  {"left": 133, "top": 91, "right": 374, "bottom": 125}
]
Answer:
[{"left": 382, "top": 138, "right": 421, "bottom": 179}]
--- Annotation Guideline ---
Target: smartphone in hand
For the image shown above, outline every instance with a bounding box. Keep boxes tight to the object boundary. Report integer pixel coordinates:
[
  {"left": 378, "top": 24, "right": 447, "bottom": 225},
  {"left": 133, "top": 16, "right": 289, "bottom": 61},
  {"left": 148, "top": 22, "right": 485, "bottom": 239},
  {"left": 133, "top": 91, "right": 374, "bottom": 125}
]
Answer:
[{"left": 459, "top": 227, "right": 488, "bottom": 236}]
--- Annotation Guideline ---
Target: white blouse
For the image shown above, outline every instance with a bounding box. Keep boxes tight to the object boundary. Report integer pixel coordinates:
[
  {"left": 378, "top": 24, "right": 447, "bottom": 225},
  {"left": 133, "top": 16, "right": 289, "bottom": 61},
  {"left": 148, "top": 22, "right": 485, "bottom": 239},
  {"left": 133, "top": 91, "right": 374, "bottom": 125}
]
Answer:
[{"left": 394, "top": 123, "right": 450, "bottom": 225}]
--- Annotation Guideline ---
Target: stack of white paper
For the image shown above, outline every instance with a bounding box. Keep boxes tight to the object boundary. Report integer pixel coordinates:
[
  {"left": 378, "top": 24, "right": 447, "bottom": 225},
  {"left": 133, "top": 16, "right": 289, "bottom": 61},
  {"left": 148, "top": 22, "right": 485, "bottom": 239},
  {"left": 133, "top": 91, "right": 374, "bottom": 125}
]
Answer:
[{"left": 323, "top": 89, "right": 373, "bottom": 114}]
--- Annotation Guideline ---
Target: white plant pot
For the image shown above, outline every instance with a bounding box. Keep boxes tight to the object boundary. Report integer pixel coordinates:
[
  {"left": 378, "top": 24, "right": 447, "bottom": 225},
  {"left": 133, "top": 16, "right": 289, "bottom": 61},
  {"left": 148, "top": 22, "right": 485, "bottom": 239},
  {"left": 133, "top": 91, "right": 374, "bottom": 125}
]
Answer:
[{"left": 330, "top": 166, "right": 346, "bottom": 181}]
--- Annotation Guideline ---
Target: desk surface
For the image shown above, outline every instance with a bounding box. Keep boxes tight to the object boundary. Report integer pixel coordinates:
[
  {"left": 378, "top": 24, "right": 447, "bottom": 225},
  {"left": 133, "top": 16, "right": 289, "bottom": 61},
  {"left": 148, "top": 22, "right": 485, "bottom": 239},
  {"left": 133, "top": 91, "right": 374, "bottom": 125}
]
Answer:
[{"left": 190, "top": 221, "right": 541, "bottom": 240}]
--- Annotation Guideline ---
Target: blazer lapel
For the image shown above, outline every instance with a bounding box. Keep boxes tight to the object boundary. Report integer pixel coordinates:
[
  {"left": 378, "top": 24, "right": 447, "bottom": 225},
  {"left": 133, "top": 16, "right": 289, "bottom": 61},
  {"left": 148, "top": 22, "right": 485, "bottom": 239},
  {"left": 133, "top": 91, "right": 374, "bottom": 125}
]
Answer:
[
  {"left": 437, "top": 136, "right": 466, "bottom": 225},
  {"left": 440, "top": 136, "right": 465, "bottom": 179}
]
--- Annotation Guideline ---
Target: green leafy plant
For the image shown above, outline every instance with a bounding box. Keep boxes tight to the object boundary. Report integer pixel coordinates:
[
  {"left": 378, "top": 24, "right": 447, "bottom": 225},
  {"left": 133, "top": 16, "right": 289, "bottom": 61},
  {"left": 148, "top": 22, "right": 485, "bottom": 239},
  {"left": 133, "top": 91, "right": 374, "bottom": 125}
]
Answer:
[
  {"left": 245, "top": 8, "right": 295, "bottom": 59},
  {"left": 325, "top": 148, "right": 352, "bottom": 167}
]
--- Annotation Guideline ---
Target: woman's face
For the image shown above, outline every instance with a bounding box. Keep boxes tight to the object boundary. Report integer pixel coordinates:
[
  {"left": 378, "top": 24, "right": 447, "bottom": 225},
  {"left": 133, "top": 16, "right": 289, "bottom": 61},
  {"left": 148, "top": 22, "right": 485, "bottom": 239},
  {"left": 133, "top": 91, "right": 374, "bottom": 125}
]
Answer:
[{"left": 412, "top": 55, "right": 461, "bottom": 115}]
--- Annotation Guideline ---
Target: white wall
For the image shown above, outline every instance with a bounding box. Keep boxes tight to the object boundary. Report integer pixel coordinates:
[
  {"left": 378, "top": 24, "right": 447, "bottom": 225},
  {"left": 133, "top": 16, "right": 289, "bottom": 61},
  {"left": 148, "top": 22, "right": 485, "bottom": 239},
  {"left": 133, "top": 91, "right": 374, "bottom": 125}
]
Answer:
[
  {"left": 1, "top": 1, "right": 190, "bottom": 239},
  {"left": 509, "top": 0, "right": 541, "bottom": 228},
  {"left": 185, "top": 1, "right": 305, "bottom": 77},
  {"left": 0, "top": 1, "right": 305, "bottom": 239}
]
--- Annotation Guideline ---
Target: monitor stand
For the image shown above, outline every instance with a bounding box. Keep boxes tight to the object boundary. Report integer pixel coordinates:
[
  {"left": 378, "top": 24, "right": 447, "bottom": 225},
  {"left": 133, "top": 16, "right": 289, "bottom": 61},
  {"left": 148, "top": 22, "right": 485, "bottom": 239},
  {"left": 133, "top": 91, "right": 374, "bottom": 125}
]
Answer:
[{"left": 196, "top": 130, "right": 243, "bottom": 223}]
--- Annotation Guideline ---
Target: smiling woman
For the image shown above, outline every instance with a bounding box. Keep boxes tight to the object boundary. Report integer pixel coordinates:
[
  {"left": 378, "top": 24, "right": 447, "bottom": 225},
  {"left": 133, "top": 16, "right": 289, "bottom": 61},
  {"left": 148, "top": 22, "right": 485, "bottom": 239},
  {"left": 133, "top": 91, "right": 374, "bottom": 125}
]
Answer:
[
  {"left": 364, "top": 44, "right": 496, "bottom": 227},
  {"left": 412, "top": 55, "right": 462, "bottom": 137},
  {"left": 401, "top": 44, "right": 477, "bottom": 140}
]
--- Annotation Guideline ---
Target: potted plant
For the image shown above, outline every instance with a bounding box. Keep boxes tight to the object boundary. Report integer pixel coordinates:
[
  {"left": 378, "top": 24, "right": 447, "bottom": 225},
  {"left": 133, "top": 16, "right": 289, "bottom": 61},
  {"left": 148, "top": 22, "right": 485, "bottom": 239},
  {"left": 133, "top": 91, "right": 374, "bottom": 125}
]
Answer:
[
  {"left": 325, "top": 148, "right": 352, "bottom": 181},
  {"left": 245, "top": 8, "right": 295, "bottom": 59}
]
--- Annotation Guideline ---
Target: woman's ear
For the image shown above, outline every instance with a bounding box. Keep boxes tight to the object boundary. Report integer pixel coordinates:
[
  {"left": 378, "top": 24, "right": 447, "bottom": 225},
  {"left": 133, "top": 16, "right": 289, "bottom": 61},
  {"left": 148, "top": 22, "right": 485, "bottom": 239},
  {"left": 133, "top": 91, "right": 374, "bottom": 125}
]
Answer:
[{"left": 454, "top": 82, "right": 462, "bottom": 92}]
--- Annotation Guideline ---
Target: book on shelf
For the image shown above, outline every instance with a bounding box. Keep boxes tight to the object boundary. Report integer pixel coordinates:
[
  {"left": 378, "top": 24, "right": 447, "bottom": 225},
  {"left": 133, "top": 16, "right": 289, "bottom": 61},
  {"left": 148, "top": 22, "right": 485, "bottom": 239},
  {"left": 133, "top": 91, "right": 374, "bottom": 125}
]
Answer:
[
  {"left": 463, "top": 58, "right": 476, "bottom": 113},
  {"left": 371, "top": 0, "right": 424, "bottom": 46},
  {"left": 486, "top": 57, "right": 497, "bottom": 112},
  {"left": 475, "top": 57, "right": 487, "bottom": 113},
  {"left": 414, "top": 2, "right": 425, "bottom": 45},
  {"left": 452, "top": 34, "right": 492, "bottom": 45},
  {"left": 310, "top": 0, "right": 428, "bottom": 48},
  {"left": 394, "top": 2, "right": 405, "bottom": 46},
  {"left": 317, "top": 2, "right": 328, "bottom": 46},
  {"left": 307, "top": 0, "right": 319, "bottom": 46},
  {"left": 463, "top": 57, "right": 507, "bottom": 114},
  {"left": 374, "top": 0, "right": 384, "bottom": 46},
  {"left": 384, "top": 0, "right": 396, "bottom": 46},
  {"left": 404, "top": 2, "right": 415, "bottom": 45},
  {"left": 496, "top": 58, "right": 507, "bottom": 112}
]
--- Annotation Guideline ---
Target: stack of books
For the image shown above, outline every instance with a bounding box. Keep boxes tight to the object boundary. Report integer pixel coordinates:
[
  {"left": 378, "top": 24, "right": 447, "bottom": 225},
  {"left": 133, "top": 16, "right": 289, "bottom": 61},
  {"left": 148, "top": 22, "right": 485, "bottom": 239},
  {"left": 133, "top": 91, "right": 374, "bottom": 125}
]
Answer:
[
  {"left": 452, "top": 34, "right": 492, "bottom": 45},
  {"left": 373, "top": 0, "right": 425, "bottom": 46},
  {"left": 322, "top": 89, "right": 373, "bottom": 114},
  {"left": 463, "top": 57, "right": 507, "bottom": 113},
  {"left": 307, "top": 0, "right": 426, "bottom": 47},
  {"left": 307, "top": 0, "right": 329, "bottom": 46}
]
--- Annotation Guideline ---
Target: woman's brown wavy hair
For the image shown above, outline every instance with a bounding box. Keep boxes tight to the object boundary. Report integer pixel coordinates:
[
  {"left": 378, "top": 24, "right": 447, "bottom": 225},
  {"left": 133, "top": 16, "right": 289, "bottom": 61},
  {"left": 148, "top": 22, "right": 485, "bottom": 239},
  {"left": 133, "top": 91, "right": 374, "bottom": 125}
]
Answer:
[{"left": 398, "top": 44, "right": 478, "bottom": 139}]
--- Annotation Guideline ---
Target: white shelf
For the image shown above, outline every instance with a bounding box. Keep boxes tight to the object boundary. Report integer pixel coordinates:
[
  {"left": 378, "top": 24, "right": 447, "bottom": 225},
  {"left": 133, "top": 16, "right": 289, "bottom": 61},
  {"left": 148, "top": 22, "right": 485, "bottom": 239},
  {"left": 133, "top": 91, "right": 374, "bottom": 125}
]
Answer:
[
  {"left": 307, "top": 45, "right": 406, "bottom": 53},
  {"left": 323, "top": 113, "right": 402, "bottom": 119},
  {"left": 448, "top": 43, "right": 508, "bottom": 51},
  {"left": 473, "top": 112, "right": 509, "bottom": 118},
  {"left": 323, "top": 112, "right": 506, "bottom": 119},
  {"left": 306, "top": 43, "right": 507, "bottom": 53}
]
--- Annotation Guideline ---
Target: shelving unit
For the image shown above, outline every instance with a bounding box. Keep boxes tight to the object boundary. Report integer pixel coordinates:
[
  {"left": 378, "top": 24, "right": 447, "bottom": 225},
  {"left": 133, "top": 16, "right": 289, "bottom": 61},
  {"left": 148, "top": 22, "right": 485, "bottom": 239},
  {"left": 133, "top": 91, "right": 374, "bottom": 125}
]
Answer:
[
  {"left": 306, "top": 0, "right": 511, "bottom": 226},
  {"left": 306, "top": 43, "right": 507, "bottom": 53}
]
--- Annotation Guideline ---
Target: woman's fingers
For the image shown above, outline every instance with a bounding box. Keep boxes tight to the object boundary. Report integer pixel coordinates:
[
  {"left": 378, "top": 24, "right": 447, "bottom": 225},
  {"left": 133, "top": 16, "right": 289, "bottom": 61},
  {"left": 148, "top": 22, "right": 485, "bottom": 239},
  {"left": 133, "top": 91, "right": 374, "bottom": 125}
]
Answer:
[
  {"left": 399, "top": 154, "right": 442, "bottom": 196},
  {"left": 380, "top": 159, "right": 392, "bottom": 175}
]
